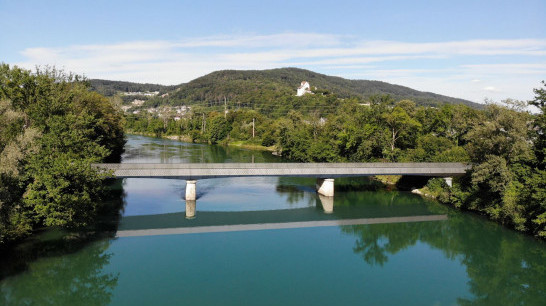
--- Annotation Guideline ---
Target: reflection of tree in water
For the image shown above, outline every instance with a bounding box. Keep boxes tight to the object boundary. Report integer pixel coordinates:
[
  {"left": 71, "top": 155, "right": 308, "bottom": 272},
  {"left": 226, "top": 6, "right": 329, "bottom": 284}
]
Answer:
[
  {"left": 334, "top": 177, "right": 386, "bottom": 192},
  {"left": 453, "top": 217, "right": 546, "bottom": 305},
  {"left": 1, "top": 239, "right": 118, "bottom": 305},
  {"left": 342, "top": 222, "right": 423, "bottom": 266},
  {"left": 208, "top": 145, "right": 228, "bottom": 162},
  {"left": 275, "top": 184, "right": 309, "bottom": 205},
  {"left": 0, "top": 179, "right": 126, "bottom": 305},
  {"left": 275, "top": 177, "right": 316, "bottom": 207},
  {"left": 341, "top": 211, "right": 546, "bottom": 304}
]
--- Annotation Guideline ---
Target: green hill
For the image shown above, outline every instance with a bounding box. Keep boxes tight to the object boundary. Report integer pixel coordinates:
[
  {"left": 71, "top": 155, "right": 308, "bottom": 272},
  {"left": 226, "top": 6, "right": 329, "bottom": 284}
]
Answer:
[
  {"left": 158, "top": 67, "right": 480, "bottom": 108},
  {"left": 90, "top": 67, "right": 480, "bottom": 109},
  {"left": 89, "top": 79, "right": 176, "bottom": 97}
]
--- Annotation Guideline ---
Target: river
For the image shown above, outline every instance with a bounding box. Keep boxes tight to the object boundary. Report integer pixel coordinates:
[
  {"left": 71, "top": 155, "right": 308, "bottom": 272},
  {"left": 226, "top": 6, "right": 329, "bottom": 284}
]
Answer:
[{"left": 1, "top": 135, "right": 545, "bottom": 305}]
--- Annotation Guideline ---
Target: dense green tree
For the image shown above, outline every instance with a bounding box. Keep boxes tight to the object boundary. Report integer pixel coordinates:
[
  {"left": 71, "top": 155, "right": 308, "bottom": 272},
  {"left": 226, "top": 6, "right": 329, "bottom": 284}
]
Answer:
[
  {"left": 0, "top": 100, "right": 40, "bottom": 243},
  {"left": 465, "top": 103, "right": 532, "bottom": 164},
  {"left": 207, "top": 114, "right": 231, "bottom": 144},
  {"left": 530, "top": 81, "right": 546, "bottom": 168},
  {"left": 381, "top": 102, "right": 421, "bottom": 160},
  {"left": 0, "top": 64, "right": 125, "bottom": 244},
  {"left": 527, "top": 81, "right": 546, "bottom": 237},
  {"left": 24, "top": 113, "right": 112, "bottom": 227}
]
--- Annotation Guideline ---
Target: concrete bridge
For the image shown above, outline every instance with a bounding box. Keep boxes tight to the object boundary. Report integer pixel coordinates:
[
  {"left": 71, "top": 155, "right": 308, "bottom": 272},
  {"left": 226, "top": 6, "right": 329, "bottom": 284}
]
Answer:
[{"left": 96, "top": 162, "right": 469, "bottom": 217}]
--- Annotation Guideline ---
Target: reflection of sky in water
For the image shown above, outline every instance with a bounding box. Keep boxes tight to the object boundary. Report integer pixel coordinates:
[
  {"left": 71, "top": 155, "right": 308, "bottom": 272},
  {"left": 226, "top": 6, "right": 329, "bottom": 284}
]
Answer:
[{"left": 122, "top": 177, "right": 316, "bottom": 216}]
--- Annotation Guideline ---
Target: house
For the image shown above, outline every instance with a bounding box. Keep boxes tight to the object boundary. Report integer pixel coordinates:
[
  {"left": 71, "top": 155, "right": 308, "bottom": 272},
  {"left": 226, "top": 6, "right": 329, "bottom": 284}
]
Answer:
[{"left": 296, "top": 81, "right": 312, "bottom": 96}]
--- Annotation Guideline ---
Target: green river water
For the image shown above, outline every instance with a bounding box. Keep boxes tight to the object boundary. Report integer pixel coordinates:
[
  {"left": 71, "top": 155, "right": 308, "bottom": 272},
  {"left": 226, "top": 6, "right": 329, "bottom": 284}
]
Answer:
[{"left": 1, "top": 135, "right": 545, "bottom": 305}]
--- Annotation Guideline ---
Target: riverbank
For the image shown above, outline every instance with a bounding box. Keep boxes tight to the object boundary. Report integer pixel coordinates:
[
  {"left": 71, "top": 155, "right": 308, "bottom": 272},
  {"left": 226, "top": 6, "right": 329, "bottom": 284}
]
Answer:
[{"left": 125, "top": 131, "right": 193, "bottom": 142}]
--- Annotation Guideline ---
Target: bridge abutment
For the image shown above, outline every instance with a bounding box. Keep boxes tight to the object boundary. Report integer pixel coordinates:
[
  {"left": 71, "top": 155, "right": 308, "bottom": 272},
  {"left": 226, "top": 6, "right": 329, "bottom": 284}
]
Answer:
[
  {"left": 186, "top": 180, "right": 197, "bottom": 201},
  {"left": 443, "top": 177, "right": 453, "bottom": 187},
  {"left": 316, "top": 178, "right": 335, "bottom": 197}
]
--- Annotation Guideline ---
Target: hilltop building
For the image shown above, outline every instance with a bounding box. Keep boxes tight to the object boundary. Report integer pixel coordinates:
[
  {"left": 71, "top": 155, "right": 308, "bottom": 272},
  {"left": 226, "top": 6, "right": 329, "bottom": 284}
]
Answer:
[{"left": 296, "top": 81, "right": 312, "bottom": 96}]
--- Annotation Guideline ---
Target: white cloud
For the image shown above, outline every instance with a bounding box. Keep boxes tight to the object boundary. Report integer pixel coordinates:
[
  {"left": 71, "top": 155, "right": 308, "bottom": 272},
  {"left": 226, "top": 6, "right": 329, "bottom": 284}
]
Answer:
[
  {"left": 483, "top": 86, "right": 500, "bottom": 92},
  {"left": 14, "top": 33, "right": 546, "bottom": 101},
  {"left": 173, "top": 33, "right": 345, "bottom": 48}
]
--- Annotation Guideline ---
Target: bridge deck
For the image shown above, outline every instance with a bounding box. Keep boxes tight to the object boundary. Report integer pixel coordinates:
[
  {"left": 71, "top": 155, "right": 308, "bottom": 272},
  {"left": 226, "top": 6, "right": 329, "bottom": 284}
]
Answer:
[{"left": 94, "top": 162, "right": 470, "bottom": 180}]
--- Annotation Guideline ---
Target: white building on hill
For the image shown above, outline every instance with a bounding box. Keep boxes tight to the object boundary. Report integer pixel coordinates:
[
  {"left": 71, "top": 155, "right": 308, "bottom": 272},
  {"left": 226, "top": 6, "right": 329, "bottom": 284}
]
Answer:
[{"left": 296, "top": 81, "right": 312, "bottom": 96}]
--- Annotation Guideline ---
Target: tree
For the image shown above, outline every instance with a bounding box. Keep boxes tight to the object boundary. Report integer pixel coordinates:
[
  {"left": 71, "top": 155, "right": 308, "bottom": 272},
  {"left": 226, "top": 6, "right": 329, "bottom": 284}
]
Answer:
[
  {"left": 0, "top": 99, "right": 40, "bottom": 243},
  {"left": 0, "top": 64, "right": 125, "bottom": 243},
  {"left": 464, "top": 103, "right": 532, "bottom": 164},
  {"left": 530, "top": 81, "right": 546, "bottom": 169},
  {"left": 381, "top": 103, "right": 421, "bottom": 160},
  {"left": 207, "top": 115, "right": 231, "bottom": 144},
  {"left": 24, "top": 113, "right": 111, "bottom": 227},
  {"left": 527, "top": 81, "right": 546, "bottom": 237}
]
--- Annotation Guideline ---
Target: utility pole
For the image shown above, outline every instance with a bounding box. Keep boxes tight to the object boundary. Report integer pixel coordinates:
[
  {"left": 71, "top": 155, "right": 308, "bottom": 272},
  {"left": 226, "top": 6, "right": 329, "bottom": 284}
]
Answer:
[
  {"left": 252, "top": 117, "right": 255, "bottom": 138},
  {"left": 223, "top": 96, "right": 226, "bottom": 118}
]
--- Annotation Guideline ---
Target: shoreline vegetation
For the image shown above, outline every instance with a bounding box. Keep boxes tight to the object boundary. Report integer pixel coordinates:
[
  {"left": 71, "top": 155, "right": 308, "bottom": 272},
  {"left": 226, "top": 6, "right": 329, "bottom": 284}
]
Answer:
[{"left": 0, "top": 64, "right": 125, "bottom": 247}]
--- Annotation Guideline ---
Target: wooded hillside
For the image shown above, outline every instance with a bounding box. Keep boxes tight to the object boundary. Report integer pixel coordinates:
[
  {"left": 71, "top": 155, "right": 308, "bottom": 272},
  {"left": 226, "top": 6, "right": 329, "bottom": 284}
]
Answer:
[{"left": 91, "top": 68, "right": 481, "bottom": 109}]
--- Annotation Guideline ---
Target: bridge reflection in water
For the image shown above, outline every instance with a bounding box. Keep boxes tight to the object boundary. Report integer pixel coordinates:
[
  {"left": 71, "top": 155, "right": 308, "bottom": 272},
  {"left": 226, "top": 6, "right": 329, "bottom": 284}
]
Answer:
[{"left": 116, "top": 195, "right": 448, "bottom": 238}]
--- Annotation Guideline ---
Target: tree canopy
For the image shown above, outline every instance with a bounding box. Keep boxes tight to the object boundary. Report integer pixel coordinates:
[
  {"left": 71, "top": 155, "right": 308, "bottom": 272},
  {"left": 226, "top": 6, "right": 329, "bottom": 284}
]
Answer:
[{"left": 0, "top": 64, "right": 125, "bottom": 245}]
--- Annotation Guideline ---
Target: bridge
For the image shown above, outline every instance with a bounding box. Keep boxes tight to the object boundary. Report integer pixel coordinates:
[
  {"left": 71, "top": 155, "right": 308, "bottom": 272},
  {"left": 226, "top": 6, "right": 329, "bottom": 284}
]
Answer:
[{"left": 95, "top": 162, "right": 469, "bottom": 218}]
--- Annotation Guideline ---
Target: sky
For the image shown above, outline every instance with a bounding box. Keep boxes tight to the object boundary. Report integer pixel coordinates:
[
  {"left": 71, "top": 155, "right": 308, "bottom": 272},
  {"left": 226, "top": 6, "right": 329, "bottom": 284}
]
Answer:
[{"left": 1, "top": 0, "right": 545, "bottom": 103}]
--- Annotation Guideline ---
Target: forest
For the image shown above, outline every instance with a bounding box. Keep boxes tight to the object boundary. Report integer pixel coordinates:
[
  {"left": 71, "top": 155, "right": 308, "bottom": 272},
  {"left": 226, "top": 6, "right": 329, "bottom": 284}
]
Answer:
[
  {"left": 89, "top": 79, "right": 176, "bottom": 97},
  {"left": 0, "top": 64, "right": 126, "bottom": 245},
  {"left": 126, "top": 82, "right": 546, "bottom": 238}
]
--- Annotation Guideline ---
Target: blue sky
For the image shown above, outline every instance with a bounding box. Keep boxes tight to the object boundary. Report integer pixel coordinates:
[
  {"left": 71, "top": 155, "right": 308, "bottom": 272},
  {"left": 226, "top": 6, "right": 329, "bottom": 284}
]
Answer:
[{"left": 1, "top": 0, "right": 545, "bottom": 102}]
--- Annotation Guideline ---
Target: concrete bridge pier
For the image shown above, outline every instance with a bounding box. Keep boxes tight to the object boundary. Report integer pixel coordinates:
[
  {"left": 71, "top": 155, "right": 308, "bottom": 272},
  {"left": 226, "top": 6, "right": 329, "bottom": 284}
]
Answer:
[
  {"left": 186, "top": 180, "right": 197, "bottom": 201},
  {"left": 443, "top": 177, "right": 453, "bottom": 187},
  {"left": 316, "top": 178, "right": 335, "bottom": 197},
  {"left": 185, "top": 200, "right": 196, "bottom": 219},
  {"left": 318, "top": 194, "right": 334, "bottom": 214}
]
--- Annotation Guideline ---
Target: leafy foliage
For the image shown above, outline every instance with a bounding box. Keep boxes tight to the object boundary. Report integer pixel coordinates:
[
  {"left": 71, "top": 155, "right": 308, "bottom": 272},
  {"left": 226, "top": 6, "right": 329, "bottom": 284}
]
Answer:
[
  {"left": 88, "top": 79, "right": 175, "bottom": 97},
  {"left": 0, "top": 64, "right": 125, "bottom": 244}
]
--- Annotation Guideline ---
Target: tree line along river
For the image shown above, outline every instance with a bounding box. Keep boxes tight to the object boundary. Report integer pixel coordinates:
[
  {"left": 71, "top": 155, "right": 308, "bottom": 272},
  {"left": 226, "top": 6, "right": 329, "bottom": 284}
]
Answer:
[{"left": 1, "top": 134, "right": 545, "bottom": 305}]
